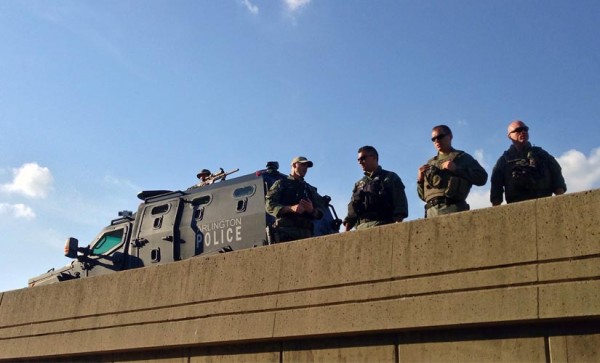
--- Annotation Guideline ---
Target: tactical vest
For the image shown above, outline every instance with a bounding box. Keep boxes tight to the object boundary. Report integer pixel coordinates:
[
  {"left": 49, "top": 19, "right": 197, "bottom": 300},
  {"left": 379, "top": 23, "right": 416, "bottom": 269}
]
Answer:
[
  {"left": 503, "top": 147, "right": 551, "bottom": 195},
  {"left": 277, "top": 178, "right": 311, "bottom": 208},
  {"left": 351, "top": 170, "right": 393, "bottom": 221},
  {"left": 272, "top": 177, "right": 320, "bottom": 230},
  {"left": 422, "top": 151, "right": 471, "bottom": 202}
]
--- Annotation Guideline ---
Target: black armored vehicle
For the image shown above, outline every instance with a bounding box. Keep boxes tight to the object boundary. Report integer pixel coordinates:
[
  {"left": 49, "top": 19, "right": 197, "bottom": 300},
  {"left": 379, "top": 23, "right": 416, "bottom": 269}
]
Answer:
[{"left": 29, "top": 163, "right": 341, "bottom": 287}]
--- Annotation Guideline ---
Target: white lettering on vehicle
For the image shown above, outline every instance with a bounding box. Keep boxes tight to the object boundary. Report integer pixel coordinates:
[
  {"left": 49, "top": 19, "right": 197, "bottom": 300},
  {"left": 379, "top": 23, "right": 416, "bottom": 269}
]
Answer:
[{"left": 200, "top": 218, "right": 242, "bottom": 247}]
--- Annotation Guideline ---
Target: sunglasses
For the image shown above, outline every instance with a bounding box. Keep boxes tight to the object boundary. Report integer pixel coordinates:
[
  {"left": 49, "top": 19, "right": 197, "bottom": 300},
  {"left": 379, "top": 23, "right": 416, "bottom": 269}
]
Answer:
[
  {"left": 510, "top": 126, "right": 529, "bottom": 134},
  {"left": 358, "top": 155, "right": 375, "bottom": 162},
  {"left": 431, "top": 133, "right": 447, "bottom": 142}
]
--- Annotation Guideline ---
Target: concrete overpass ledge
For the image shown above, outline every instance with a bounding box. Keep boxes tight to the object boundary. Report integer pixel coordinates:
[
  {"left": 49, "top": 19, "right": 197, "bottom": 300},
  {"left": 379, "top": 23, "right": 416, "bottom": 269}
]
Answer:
[{"left": 1, "top": 190, "right": 599, "bottom": 362}]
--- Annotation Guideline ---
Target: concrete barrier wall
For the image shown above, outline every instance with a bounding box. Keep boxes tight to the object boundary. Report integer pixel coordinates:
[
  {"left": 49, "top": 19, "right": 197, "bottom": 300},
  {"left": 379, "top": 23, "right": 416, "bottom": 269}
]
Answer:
[{"left": 1, "top": 190, "right": 599, "bottom": 362}]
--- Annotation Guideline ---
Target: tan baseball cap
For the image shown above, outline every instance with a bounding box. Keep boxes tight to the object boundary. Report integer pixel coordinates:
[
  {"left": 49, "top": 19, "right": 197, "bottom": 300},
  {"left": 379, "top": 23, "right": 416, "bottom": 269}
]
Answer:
[{"left": 291, "top": 156, "right": 313, "bottom": 167}]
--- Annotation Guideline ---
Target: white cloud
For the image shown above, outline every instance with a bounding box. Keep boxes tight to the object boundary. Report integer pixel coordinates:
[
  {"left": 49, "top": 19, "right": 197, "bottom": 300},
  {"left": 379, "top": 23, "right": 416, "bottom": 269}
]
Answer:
[
  {"left": 284, "top": 0, "right": 311, "bottom": 12},
  {"left": 242, "top": 0, "right": 259, "bottom": 15},
  {"left": 557, "top": 147, "right": 600, "bottom": 193},
  {"left": 473, "top": 148, "right": 489, "bottom": 169},
  {"left": 465, "top": 147, "right": 600, "bottom": 210},
  {"left": 103, "top": 175, "right": 140, "bottom": 191},
  {"left": 1, "top": 163, "right": 54, "bottom": 198},
  {"left": 467, "top": 188, "right": 490, "bottom": 210},
  {"left": 0, "top": 203, "right": 36, "bottom": 219}
]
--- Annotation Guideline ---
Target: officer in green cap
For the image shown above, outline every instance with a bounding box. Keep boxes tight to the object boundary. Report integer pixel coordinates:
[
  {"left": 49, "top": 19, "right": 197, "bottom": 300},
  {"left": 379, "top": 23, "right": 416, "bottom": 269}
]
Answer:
[
  {"left": 417, "top": 125, "right": 488, "bottom": 218},
  {"left": 343, "top": 145, "right": 408, "bottom": 230},
  {"left": 266, "top": 156, "right": 325, "bottom": 243},
  {"left": 490, "top": 120, "right": 566, "bottom": 205}
]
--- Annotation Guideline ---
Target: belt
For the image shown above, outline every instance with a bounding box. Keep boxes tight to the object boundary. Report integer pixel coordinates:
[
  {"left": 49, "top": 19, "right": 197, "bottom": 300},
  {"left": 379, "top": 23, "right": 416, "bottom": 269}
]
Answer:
[
  {"left": 359, "top": 218, "right": 393, "bottom": 224},
  {"left": 425, "top": 197, "right": 449, "bottom": 210},
  {"left": 276, "top": 216, "right": 313, "bottom": 230}
]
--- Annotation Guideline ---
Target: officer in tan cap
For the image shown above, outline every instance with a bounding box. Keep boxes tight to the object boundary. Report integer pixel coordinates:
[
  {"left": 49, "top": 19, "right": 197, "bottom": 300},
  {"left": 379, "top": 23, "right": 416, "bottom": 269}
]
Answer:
[{"left": 266, "top": 156, "right": 325, "bottom": 243}]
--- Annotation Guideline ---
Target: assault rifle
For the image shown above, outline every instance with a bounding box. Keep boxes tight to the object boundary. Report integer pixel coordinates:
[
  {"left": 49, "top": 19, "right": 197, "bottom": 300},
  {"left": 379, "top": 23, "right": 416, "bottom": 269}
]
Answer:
[{"left": 198, "top": 168, "right": 239, "bottom": 187}]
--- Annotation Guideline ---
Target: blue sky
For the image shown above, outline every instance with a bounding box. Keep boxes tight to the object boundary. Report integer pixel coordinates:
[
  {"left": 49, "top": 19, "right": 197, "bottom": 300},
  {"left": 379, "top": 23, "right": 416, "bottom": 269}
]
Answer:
[{"left": 1, "top": 0, "right": 599, "bottom": 292}]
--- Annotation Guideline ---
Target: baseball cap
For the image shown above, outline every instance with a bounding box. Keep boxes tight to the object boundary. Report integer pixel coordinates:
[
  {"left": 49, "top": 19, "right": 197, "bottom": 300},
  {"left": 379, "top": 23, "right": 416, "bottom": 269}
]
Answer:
[
  {"left": 196, "top": 169, "right": 211, "bottom": 178},
  {"left": 291, "top": 156, "right": 313, "bottom": 167}
]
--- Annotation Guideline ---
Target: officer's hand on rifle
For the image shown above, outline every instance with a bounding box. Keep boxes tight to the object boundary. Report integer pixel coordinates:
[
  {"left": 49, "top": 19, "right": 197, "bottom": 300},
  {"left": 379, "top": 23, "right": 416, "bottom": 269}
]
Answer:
[
  {"left": 288, "top": 204, "right": 306, "bottom": 214},
  {"left": 299, "top": 199, "right": 314, "bottom": 214}
]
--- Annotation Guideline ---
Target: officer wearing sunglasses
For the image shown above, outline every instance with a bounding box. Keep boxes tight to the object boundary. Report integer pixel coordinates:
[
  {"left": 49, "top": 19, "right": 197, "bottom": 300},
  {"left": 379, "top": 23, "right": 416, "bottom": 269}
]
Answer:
[
  {"left": 490, "top": 120, "right": 566, "bottom": 205},
  {"left": 343, "top": 145, "right": 408, "bottom": 230},
  {"left": 417, "top": 125, "right": 488, "bottom": 218}
]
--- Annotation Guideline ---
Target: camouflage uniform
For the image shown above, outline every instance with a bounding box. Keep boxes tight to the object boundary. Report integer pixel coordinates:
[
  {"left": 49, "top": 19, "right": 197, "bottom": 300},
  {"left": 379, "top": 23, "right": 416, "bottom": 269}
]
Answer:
[
  {"left": 490, "top": 142, "right": 566, "bottom": 205},
  {"left": 344, "top": 166, "right": 408, "bottom": 230},
  {"left": 265, "top": 175, "right": 324, "bottom": 243},
  {"left": 418, "top": 149, "right": 488, "bottom": 218}
]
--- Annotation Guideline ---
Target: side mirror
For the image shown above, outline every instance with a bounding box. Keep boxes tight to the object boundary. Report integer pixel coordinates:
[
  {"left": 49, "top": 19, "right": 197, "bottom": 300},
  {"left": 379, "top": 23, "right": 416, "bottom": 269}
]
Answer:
[{"left": 64, "top": 237, "right": 79, "bottom": 258}]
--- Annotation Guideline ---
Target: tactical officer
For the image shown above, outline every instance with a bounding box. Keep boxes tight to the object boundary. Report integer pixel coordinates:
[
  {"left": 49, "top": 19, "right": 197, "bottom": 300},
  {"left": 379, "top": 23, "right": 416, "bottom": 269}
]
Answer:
[
  {"left": 188, "top": 168, "right": 213, "bottom": 189},
  {"left": 490, "top": 120, "right": 566, "bottom": 205},
  {"left": 265, "top": 156, "right": 325, "bottom": 243},
  {"left": 197, "top": 169, "right": 211, "bottom": 183},
  {"left": 417, "top": 125, "right": 488, "bottom": 218},
  {"left": 343, "top": 146, "right": 408, "bottom": 230}
]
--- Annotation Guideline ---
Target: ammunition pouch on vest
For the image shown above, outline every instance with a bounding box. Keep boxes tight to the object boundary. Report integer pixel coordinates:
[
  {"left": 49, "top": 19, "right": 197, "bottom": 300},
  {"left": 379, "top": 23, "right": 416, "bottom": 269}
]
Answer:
[
  {"left": 278, "top": 178, "right": 310, "bottom": 205},
  {"left": 505, "top": 147, "right": 550, "bottom": 192},
  {"left": 510, "top": 164, "right": 538, "bottom": 191},
  {"left": 423, "top": 151, "right": 471, "bottom": 202},
  {"left": 445, "top": 175, "right": 471, "bottom": 201},
  {"left": 351, "top": 171, "right": 393, "bottom": 221},
  {"left": 272, "top": 178, "right": 317, "bottom": 232}
]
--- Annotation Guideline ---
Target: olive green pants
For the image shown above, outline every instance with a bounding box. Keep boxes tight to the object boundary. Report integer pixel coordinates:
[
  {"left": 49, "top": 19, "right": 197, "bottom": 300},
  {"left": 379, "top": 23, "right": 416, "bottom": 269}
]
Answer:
[
  {"left": 425, "top": 201, "right": 469, "bottom": 218},
  {"left": 355, "top": 219, "right": 392, "bottom": 230}
]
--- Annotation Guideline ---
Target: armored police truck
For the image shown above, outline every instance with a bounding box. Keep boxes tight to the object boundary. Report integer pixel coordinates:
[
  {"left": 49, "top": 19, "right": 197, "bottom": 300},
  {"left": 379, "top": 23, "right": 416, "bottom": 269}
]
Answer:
[{"left": 28, "top": 164, "right": 341, "bottom": 287}]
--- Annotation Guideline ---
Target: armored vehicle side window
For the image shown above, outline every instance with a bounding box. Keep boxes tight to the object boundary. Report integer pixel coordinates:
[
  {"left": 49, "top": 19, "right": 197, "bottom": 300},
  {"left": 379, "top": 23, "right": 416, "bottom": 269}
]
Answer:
[
  {"left": 151, "top": 204, "right": 171, "bottom": 229},
  {"left": 92, "top": 229, "right": 124, "bottom": 255},
  {"left": 151, "top": 204, "right": 170, "bottom": 215},
  {"left": 236, "top": 198, "right": 248, "bottom": 212},
  {"left": 192, "top": 196, "right": 211, "bottom": 206},
  {"left": 233, "top": 185, "right": 256, "bottom": 198},
  {"left": 192, "top": 196, "right": 211, "bottom": 220}
]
